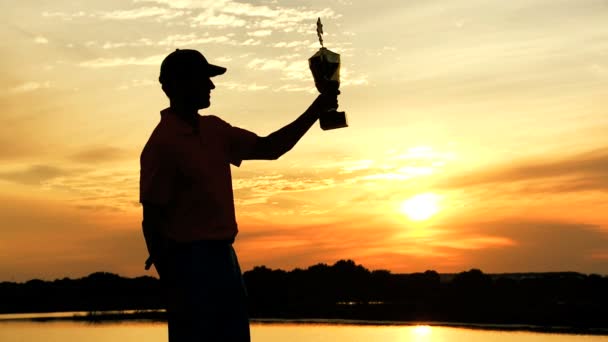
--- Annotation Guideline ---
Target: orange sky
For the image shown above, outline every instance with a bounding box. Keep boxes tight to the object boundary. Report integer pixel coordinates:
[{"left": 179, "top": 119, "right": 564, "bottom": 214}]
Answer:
[{"left": 1, "top": 0, "right": 608, "bottom": 281}]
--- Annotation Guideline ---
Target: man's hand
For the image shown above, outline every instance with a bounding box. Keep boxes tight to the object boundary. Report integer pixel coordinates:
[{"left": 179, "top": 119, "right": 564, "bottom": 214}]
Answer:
[
  {"left": 311, "top": 92, "right": 339, "bottom": 114},
  {"left": 145, "top": 236, "right": 168, "bottom": 265}
]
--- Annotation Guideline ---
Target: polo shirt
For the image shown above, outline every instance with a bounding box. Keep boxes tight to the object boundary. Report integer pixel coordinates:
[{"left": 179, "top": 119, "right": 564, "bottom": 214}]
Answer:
[{"left": 139, "top": 108, "right": 258, "bottom": 242}]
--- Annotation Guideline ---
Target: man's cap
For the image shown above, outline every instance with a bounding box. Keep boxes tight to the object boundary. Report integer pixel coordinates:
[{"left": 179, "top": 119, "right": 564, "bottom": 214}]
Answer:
[{"left": 159, "top": 49, "right": 226, "bottom": 84}]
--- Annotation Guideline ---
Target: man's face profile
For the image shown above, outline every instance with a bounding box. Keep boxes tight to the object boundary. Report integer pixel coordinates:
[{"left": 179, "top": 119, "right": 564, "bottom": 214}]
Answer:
[{"left": 164, "top": 72, "right": 215, "bottom": 110}]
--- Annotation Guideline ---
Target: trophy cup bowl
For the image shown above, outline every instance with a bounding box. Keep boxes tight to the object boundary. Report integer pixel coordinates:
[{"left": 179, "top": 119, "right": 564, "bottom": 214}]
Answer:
[{"left": 309, "top": 47, "right": 348, "bottom": 130}]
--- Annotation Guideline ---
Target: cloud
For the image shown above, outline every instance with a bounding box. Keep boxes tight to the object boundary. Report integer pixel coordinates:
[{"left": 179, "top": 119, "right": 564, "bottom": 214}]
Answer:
[
  {"left": 43, "top": 7, "right": 186, "bottom": 22},
  {"left": 244, "top": 58, "right": 310, "bottom": 82},
  {"left": 42, "top": 168, "right": 139, "bottom": 212},
  {"left": 117, "top": 79, "right": 156, "bottom": 90},
  {"left": 236, "top": 216, "right": 608, "bottom": 274},
  {"left": 48, "top": 1, "right": 338, "bottom": 35},
  {"left": 191, "top": 12, "right": 246, "bottom": 27},
  {"left": 340, "top": 68, "right": 369, "bottom": 87},
  {"left": 42, "top": 11, "right": 88, "bottom": 20},
  {"left": 80, "top": 33, "right": 263, "bottom": 51},
  {"left": 233, "top": 172, "right": 337, "bottom": 206},
  {"left": 232, "top": 148, "right": 456, "bottom": 208},
  {"left": 273, "top": 84, "right": 313, "bottom": 93},
  {"left": 282, "top": 60, "right": 310, "bottom": 81},
  {"left": 132, "top": 0, "right": 224, "bottom": 9},
  {"left": 9, "top": 81, "right": 51, "bottom": 93},
  {"left": 158, "top": 33, "right": 230, "bottom": 46},
  {"left": 215, "top": 56, "right": 232, "bottom": 63},
  {"left": 79, "top": 54, "right": 165, "bottom": 68},
  {"left": 68, "top": 146, "right": 132, "bottom": 163},
  {"left": 215, "top": 81, "right": 269, "bottom": 92},
  {"left": 0, "top": 195, "right": 146, "bottom": 281},
  {"left": 236, "top": 217, "right": 406, "bottom": 271},
  {"left": 0, "top": 160, "right": 138, "bottom": 212},
  {"left": 247, "top": 58, "right": 287, "bottom": 71},
  {"left": 248, "top": 30, "right": 272, "bottom": 37},
  {"left": 100, "top": 7, "right": 176, "bottom": 20},
  {"left": 273, "top": 40, "right": 312, "bottom": 49},
  {"left": 441, "top": 147, "right": 608, "bottom": 193},
  {"left": 34, "top": 36, "right": 49, "bottom": 44},
  {"left": 0, "top": 164, "right": 77, "bottom": 185},
  {"left": 429, "top": 236, "right": 516, "bottom": 250},
  {"left": 435, "top": 220, "right": 608, "bottom": 273}
]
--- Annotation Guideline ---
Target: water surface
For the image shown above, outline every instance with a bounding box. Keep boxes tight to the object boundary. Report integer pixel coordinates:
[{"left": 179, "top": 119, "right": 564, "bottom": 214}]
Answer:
[{"left": 1, "top": 318, "right": 606, "bottom": 342}]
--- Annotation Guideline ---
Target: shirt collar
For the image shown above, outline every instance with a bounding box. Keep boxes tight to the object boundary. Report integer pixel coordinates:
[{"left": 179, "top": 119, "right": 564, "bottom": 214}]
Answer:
[{"left": 160, "top": 107, "right": 198, "bottom": 135}]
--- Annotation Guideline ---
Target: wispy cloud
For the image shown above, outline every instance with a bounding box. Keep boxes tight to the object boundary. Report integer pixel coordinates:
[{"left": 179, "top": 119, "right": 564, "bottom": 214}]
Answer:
[
  {"left": 132, "top": 0, "right": 225, "bottom": 9},
  {"left": 441, "top": 147, "right": 608, "bottom": 193},
  {"left": 434, "top": 220, "right": 608, "bottom": 272},
  {"left": 44, "top": 1, "right": 338, "bottom": 34},
  {"left": 116, "top": 79, "right": 156, "bottom": 90},
  {"left": 42, "top": 11, "right": 88, "bottom": 20},
  {"left": 273, "top": 84, "right": 314, "bottom": 93},
  {"left": 0, "top": 164, "right": 78, "bottom": 185},
  {"left": 273, "top": 40, "right": 312, "bottom": 49},
  {"left": 79, "top": 54, "right": 165, "bottom": 68},
  {"left": 236, "top": 217, "right": 608, "bottom": 273},
  {"left": 232, "top": 148, "right": 455, "bottom": 209},
  {"left": 245, "top": 58, "right": 311, "bottom": 83},
  {"left": 191, "top": 12, "right": 246, "bottom": 28},
  {"left": 42, "top": 169, "right": 139, "bottom": 212},
  {"left": 43, "top": 7, "right": 186, "bottom": 22},
  {"left": 68, "top": 146, "right": 132, "bottom": 163},
  {"left": 429, "top": 236, "right": 516, "bottom": 250},
  {"left": 247, "top": 58, "right": 287, "bottom": 71},
  {"left": 34, "top": 36, "right": 48, "bottom": 44},
  {"left": 234, "top": 172, "right": 335, "bottom": 202},
  {"left": 80, "top": 33, "right": 262, "bottom": 50},
  {"left": 0, "top": 161, "right": 138, "bottom": 212},
  {"left": 248, "top": 30, "right": 272, "bottom": 37},
  {"left": 9, "top": 81, "right": 51, "bottom": 93},
  {"left": 216, "top": 81, "right": 269, "bottom": 92},
  {"left": 100, "top": 7, "right": 178, "bottom": 20}
]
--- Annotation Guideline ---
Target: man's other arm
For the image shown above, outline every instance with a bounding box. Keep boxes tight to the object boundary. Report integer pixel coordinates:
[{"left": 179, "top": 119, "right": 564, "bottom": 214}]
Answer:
[
  {"left": 245, "top": 93, "right": 337, "bottom": 160},
  {"left": 142, "top": 202, "right": 169, "bottom": 277}
]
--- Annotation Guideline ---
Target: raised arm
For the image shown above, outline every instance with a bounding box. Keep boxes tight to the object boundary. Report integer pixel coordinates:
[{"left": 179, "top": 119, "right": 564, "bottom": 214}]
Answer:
[{"left": 245, "top": 93, "right": 338, "bottom": 160}]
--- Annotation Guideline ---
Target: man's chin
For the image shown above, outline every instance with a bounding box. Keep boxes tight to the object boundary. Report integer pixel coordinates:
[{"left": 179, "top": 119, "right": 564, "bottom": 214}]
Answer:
[{"left": 197, "top": 100, "right": 211, "bottom": 109}]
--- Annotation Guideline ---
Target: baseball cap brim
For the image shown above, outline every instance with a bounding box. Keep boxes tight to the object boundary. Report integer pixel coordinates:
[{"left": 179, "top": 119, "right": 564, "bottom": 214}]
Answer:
[{"left": 207, "top": 63, "right": 227, "bottom": 77}]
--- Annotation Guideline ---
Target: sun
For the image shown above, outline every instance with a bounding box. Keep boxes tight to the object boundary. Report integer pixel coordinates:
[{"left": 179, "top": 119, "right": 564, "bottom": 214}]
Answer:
[{"left": 400, "top": 193, "right": 441, "bottom": 221}]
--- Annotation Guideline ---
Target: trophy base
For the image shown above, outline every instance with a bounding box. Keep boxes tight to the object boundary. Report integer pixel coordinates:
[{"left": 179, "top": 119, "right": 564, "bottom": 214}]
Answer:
[{"left": 320, "top": 110, "right": 348, "bottom": 130}]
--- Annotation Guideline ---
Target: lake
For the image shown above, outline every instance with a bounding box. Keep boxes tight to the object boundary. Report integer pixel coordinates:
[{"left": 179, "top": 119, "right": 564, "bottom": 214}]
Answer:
[{"left": 1, "top": 313, "right": 607, "bottom": 341}]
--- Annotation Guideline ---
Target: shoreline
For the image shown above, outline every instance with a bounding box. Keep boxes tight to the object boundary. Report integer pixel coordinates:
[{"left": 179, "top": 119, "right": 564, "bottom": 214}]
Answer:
[{"left": 1, "top": 310, "right": 607, "bottom": 336}]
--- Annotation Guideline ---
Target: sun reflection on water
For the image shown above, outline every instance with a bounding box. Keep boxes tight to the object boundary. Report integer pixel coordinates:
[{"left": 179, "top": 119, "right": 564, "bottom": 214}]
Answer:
[{"left": 411, "top": 325, "right": 433, "bottom": 341}]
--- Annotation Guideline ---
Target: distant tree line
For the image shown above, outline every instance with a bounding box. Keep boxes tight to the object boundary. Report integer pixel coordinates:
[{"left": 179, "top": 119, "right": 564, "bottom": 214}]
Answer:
[{"left": 1, "top": 260, "right": 607, "bottom": 328}]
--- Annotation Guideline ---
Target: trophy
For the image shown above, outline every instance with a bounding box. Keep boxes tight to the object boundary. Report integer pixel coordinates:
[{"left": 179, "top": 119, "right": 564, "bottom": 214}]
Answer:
[{"left": 309, "top": 18, "right": 348, "bottom": 130}]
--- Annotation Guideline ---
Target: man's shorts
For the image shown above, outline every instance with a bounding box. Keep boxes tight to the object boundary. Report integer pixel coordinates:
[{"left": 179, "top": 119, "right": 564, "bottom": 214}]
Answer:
[{"left": 163, "top": 240, "right": 250, "bottom": 342}]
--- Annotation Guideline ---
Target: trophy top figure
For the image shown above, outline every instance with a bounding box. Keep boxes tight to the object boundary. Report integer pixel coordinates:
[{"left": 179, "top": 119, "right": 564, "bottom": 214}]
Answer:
[{"left": 317, "top": 17, "right": 324, "bottom": 47}]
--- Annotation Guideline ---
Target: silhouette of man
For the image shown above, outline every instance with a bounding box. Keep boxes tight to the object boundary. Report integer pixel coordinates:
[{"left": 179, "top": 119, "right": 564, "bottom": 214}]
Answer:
[{"left": 139, "top": 49, "right": 338, "bottom": 341}]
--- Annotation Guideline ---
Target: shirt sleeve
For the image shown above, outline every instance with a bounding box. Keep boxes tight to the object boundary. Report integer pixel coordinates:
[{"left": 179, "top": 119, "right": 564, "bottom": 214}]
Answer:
[
  {"left": 228, "top": 125, "right": 259, "bottom": 167},
  {"left": 139, "top": 141, "right": 176, "bottom": 205},
  {"left": 211, "top": 116, "right": 259, "bottom": 167}
]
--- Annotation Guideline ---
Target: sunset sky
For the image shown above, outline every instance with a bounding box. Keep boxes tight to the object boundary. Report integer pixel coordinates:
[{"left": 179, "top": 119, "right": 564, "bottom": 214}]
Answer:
[{"left": 1, "top": 0, "right": 608, "bottom": 281}]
